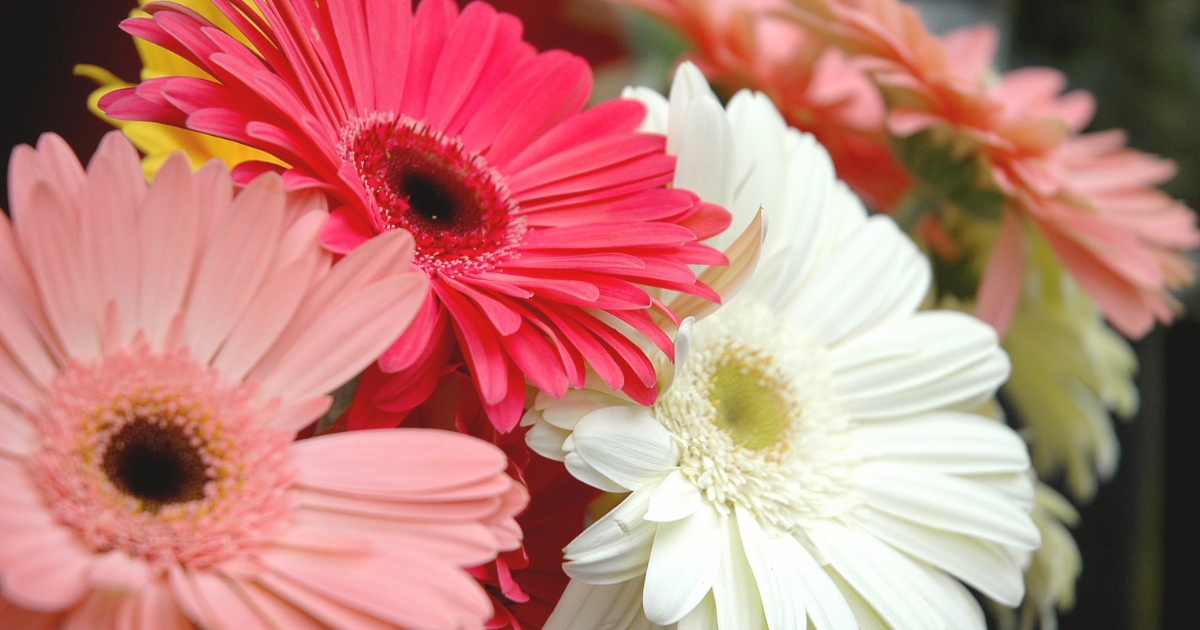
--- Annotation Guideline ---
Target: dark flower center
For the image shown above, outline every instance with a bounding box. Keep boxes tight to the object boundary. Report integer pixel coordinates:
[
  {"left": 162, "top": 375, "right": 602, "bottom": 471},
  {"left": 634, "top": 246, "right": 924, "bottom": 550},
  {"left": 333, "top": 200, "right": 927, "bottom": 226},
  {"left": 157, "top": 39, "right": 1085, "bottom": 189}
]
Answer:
[
  {"left": 102, "top": 419, "right": 209, "bottom": 509},
  {"left": 385, "top": 148, "right": 482, "bottom": 232},
  {"left": 343, "top": 114, "right": 525, "bottom": 277}
]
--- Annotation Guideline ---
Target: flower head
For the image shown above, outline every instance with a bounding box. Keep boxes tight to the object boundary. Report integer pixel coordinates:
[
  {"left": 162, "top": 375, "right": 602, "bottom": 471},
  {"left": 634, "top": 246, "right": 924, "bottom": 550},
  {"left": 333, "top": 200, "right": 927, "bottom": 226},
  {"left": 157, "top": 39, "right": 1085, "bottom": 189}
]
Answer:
[
  {"left": 788, "top": 0, "right": 1199, "bottom": 339},
  {"left": 525, "top": 65, "right": 1038, "bottom": 629},
  {"left": 99, "top": 0, "right": 737, "bottom": 431},
  {"left": 0, "top": 132, "right": 526, "bottom": 629}
]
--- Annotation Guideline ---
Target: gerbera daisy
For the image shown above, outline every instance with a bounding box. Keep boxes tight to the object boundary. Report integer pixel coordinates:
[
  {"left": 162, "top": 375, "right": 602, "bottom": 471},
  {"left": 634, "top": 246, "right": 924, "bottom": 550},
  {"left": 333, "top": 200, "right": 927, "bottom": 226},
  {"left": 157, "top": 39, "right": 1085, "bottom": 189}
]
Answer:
[
  {"left": 525, "top": 65, "right": 1039, "bottom": 629},
  {"left": 786, "top": 1, "right": 1199, "bottom": 338},
  {"left": 99, "top": 0, "right": 738, "bottom": 431},
  {"left": 614, "top": 0, "right": 912, "bottom": 210},
  {"left": 0, "top": 132, "right": 527, "bottom": 629}
]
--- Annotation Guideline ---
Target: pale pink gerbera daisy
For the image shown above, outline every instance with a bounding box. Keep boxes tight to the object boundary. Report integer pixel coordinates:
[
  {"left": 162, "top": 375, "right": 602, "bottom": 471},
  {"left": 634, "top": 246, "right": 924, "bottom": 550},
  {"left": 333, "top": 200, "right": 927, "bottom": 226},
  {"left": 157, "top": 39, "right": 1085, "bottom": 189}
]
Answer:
[
  {"left": 0, "top": 132, "right": 527, "bottom": 629},
  {"left": 788, "top": 0, "right": 1198, "bottom": 338},
  {"left": 99, "top": 0, "right": 734, "bottom": 431}
]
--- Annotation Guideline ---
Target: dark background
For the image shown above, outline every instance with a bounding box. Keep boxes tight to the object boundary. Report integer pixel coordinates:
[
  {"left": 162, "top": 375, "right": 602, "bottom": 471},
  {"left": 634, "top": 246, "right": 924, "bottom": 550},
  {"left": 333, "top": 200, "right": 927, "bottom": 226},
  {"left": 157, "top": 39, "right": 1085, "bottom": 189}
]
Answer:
[{"left": 1, "top": 0, "right": 1192, "bottom": 628}]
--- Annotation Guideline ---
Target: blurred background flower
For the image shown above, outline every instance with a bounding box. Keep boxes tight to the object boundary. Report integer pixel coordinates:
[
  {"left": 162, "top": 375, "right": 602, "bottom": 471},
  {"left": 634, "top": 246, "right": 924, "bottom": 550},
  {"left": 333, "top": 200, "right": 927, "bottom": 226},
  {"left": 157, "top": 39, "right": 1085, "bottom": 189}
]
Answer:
[{"left": 2, "top": 0, "right": 1193, "bottom": 628}]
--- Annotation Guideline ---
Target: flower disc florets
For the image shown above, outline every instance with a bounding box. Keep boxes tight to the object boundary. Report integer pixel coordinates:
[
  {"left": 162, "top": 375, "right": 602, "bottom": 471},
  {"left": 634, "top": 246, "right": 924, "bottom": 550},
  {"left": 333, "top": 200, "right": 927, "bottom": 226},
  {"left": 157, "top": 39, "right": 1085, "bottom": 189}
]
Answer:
[
  {"left": 31, "top": 342, "right": 295, "bottom": 570},
  {"left": 342, "top": 113, "right": 526, "bottom": 278},
  {"left": 654, "top": 305, "right": 857, "bottom": 532}
]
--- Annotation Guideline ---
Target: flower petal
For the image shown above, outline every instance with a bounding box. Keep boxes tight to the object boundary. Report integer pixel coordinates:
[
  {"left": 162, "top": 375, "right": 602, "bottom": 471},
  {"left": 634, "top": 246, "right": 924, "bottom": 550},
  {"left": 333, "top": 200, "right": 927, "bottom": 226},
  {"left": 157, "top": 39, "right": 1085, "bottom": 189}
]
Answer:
[{"left": 573, "top": 405, "right": 679, "bottom": 492}]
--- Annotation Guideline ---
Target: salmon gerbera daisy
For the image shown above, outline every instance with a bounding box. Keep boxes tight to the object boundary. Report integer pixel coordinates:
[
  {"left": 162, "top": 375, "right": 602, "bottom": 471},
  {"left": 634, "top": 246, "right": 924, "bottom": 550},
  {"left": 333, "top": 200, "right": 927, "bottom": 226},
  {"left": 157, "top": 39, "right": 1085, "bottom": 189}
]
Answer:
[
  {"left": 0, "top": 132, "right": 527, "bottom": 630},
  {"left": 99, "top": 0, "right": 736, "bottom": 431}
]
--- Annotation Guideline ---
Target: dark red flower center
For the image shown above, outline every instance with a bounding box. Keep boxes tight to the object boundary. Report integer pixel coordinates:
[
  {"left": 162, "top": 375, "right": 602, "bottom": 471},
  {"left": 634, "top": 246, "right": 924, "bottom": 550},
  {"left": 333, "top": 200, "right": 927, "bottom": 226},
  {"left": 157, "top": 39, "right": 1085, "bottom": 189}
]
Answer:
[{"left": 343, "top": 114, "right": 524, "bottom": 277}]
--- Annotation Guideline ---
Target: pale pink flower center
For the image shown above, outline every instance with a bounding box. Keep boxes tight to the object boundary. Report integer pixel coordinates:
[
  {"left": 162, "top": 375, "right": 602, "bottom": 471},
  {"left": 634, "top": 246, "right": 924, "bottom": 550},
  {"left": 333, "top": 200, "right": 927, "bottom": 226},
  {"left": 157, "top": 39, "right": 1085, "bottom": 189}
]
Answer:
[
  {"left": 342, "top": 113, "right": 526, "bottom": 277},
  {"left": 30, "top": 343, "right": 296, "bottom": 569}
]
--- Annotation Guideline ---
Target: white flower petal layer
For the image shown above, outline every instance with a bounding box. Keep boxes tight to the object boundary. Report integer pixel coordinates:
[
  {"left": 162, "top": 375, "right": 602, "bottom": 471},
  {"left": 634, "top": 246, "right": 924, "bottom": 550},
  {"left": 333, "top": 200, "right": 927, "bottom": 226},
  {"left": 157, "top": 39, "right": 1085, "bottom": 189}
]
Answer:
[{"left": 643, "top": 503, "right": 723, "bottom": 625}]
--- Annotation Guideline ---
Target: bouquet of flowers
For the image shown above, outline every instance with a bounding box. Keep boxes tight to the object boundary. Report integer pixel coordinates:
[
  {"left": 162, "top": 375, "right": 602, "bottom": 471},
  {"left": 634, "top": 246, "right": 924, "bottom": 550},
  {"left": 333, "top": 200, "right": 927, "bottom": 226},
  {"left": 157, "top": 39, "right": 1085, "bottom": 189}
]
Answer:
[{"left": 1, "top": 0, "right": 1190, "bottom": 628}]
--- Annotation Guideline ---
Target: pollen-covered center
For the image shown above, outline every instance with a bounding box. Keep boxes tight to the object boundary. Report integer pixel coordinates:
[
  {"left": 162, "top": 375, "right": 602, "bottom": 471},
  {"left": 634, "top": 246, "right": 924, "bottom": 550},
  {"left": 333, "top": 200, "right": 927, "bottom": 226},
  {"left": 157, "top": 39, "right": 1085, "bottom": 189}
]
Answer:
[
  {"left": 31, "top": 343, "right": 296, "bottom": 568},
  {"left": 709, "top": 360, "right": 791, "bottom": 450},
  {"left": 101, "top": 419, "right": 208, "bottom": 509},
  {"left": 654, "top": 305, "right": 858, "bottom": 533},
  {"left": 342, "top": 113, "right": 526, "bottom": 277}
]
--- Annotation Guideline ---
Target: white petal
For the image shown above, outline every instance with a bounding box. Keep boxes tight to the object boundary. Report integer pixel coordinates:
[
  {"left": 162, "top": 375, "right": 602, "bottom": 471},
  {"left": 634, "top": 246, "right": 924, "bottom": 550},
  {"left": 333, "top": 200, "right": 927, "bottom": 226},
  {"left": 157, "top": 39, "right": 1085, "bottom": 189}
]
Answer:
[
  {"left": 783, "top": 216, "right": 930, "bottom": 347},
  {"left": 667, "top": 62, "right": 719, "bottom": 156},
  {"left": 854, "top": 412, "right": 1031, "bottom": 474},
  {"left": 853, "top": 507, "right": 1025, "bottom": 605},
  {"left": 736, "top": 510, "right": 857, "bottom": 630},
  {"left": 712, "top": 515, "right": 765, "bottom": 628},
  {"left": 674, "top": 95, "right": 735, "bottom": 208},
  {"left": 574, "top": 406, "right": 679, "bottom": 491},
  {"left": 854, "top": 461, "right": 1040, "bottom": 549},
  {"left": 677, "top": 591, "right": 717, "bottom": 630},
  {"left": 808, "top": 523, "right": 947, "bottom": 629},
  {"left": 565, "top": 450, "right": 628, "bottom": 494},
  {"left": 645, "top": 470, "right": 701, "bottom": 523},
  {"left": 721, "top": 91, "right": 786, "bottom": 254},
  {"left": 538, "top": 388, "right": 634, "bottom": 431},
  {"left": 666, "top": 317, "right": 694, "bottom": 391},
  {"left": 565, "top": 481, "right": 659, "bottom": 584},
  {"left": 623, "top": 86, "right": 671, "bottom": 136},
  {"left": 643, "top": 503, "right": 722, "bottom": 625},
  {"left": 545, "top": 577, "right": 667, "bottom": 630},
  {"left": 831, "top": 311, "right": 1010, "bottom": 420},
  {"left": 909, "top": 556, "right": 988, "bottom": 630},
  {"left": 524, "top": 411, "right": 570, "bottom": 461}
]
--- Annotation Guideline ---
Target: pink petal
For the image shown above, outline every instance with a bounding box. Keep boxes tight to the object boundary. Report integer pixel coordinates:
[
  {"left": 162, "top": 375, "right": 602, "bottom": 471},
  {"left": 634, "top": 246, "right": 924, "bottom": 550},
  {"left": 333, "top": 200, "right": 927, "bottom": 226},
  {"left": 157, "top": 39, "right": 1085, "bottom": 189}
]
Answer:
[
  {"left": 318, "top": 205, "right": 374, "bottom": 254},
  {"left": 295, "top": 488, "right": 504, "bottom": 522},
  {"left": 376, "top": 292, "right": 442, "bottom": 373},
  {"left": 443, "top": 277, "right": 522, "bottom": 337},
  {"left": 138, "top": 153, "right": 201, "bottom": 350},
  {"left": 186, "top": 570, "right": 275, "bottom": 630},
  {"left": 435, "top": 282, "right": 509, "bottom": 405},
  {"left": 974, "top": 211, "right": 1024, "bottom": 338},
  {"left": 484, "top": 52, "right": 591, "bottom": 169},
  {"left": 480, "top": 360, "right": 527, "bottom": 433},
  {"left": 14, "top": 180, "right": 101, "bottom": 360},
  {"left": 425, "top": 2, "right": 500, "bottom": 130},
  {"left": 290, "top": 428, "right": 508, "bottom": 496},
  {"left": 496, "top": 320, "right": 569, "bottom": 397},
  {"left": 256, "top": 545, "right": 492, "bottom": 630},
  {"left": 254, "top": 271, "right": 429, "bottom": 404},
  {"left": 366, "top": 0, "right": 413, "bottom": 111},
  {"left": 398, "top": 0, "right": 458, "bottom": 120},
  {"left": 504, "top": 98, "right": 648, "bottom": 174},
  {"left": 132, "top": 579, "right": 193, "bottom": 630},
  {"left": 211, "top": 212, "right": 329, "bottom": 382},
  {"left": 184, "top": 173, "right": 286, "bottom": 363},
  {"left": 0, "top": 526, "right": 93, "bottom": 611}
]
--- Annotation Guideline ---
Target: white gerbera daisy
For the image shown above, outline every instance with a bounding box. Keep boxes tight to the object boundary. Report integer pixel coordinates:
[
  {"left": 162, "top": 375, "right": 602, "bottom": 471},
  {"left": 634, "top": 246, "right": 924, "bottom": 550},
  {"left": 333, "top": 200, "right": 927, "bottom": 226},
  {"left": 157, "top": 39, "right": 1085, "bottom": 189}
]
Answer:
[{"left": 524, "top": 63, "right": 1040, "bottom": 630}]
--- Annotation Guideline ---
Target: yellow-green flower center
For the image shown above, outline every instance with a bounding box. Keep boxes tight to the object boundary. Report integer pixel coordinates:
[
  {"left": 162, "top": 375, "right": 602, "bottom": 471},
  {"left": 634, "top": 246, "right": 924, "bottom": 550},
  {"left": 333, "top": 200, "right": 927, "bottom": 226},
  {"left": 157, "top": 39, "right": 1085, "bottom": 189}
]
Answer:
[{"left": 709, "top": 360, "right": 790, "bottom": 450}]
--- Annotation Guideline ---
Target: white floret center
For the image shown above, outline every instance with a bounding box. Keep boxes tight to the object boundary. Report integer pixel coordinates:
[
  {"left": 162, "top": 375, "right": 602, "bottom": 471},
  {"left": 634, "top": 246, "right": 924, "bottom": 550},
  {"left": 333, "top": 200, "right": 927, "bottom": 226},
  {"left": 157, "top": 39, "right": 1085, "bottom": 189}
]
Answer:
[{"left": 654, "top": 305, "right": 858, "bottom": 533}]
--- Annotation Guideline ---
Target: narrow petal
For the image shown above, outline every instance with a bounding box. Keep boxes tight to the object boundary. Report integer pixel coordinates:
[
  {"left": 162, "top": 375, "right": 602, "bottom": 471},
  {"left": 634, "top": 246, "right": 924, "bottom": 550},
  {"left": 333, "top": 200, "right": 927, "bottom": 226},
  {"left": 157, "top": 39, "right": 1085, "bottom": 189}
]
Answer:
[
  {"left": 642, "top": 503, "right": 722, "bottom": 625},
  {"left": 854, "top": 461, "right": 1040, "bottom": 549},
  {"left": 564, "top": 481, "right": 659, "bottom": 585}
]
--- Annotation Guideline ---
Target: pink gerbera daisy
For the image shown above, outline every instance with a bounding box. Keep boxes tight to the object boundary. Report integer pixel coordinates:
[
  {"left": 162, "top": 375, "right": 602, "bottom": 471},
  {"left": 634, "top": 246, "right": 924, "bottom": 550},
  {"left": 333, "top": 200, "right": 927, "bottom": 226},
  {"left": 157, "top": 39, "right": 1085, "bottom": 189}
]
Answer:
[
  {"left": 99, "top": 0, "right": 735, "bottom": 431},
  {"left": 0, "top": 132, "right": 527, "bottom": 629},
  {"left": 790, "top": 0, "right": 1198, "bottom": 338}
]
